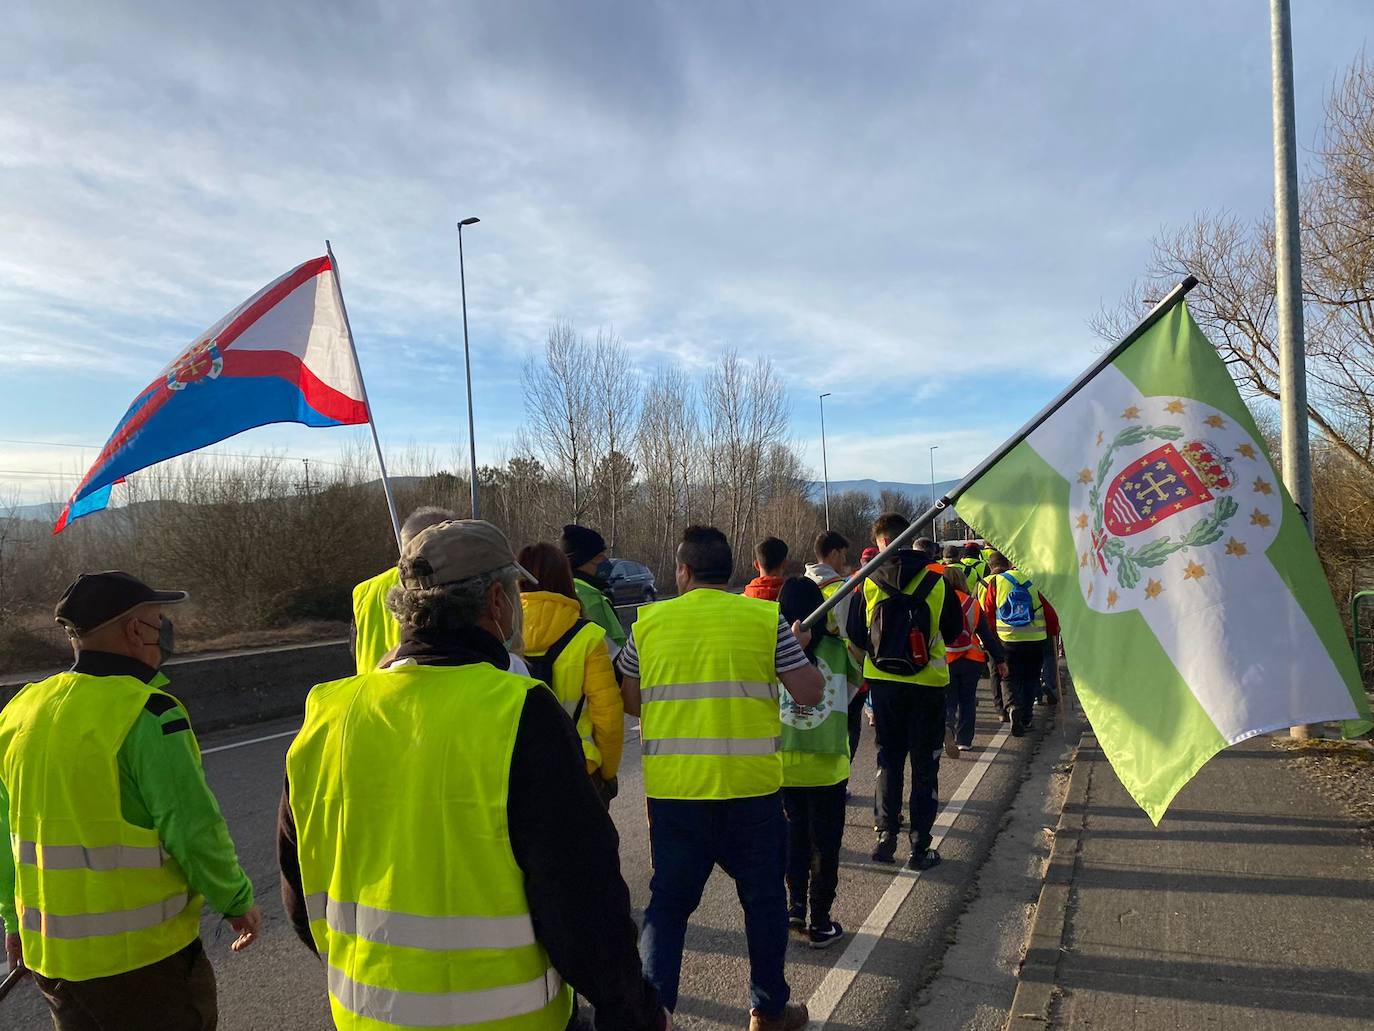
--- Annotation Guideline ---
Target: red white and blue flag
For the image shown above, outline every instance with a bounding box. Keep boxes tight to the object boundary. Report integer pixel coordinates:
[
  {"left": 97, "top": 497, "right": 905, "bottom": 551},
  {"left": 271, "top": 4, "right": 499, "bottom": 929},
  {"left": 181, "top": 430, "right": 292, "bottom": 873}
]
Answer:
[{"left": 54, "top": 255, "right": 370, "bottom": 533}]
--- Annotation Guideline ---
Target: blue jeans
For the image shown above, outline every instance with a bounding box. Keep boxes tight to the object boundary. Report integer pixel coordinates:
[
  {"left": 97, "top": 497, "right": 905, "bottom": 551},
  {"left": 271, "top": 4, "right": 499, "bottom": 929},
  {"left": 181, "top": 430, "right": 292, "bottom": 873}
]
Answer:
[
  {"left": 641, "top": 793, "right": 790, "bottom": 1016},
  {"left": 945, "top": 660, "right": 981, "bottom": 747}
]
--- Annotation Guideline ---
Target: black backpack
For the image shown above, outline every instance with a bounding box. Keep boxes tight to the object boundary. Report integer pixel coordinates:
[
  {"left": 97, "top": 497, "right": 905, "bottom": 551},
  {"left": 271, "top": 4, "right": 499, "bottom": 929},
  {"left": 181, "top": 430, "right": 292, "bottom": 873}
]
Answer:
[
  {"left": 526, "top": 619, "right": 591, "bottom": 724},
  {"left": 867, "top": 569, "right": 938, "bottom": 678}
]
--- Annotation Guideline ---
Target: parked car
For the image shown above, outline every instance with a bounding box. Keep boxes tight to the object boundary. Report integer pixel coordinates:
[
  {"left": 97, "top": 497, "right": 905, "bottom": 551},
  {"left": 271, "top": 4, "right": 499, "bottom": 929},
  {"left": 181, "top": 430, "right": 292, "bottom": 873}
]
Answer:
[{"left": 605, "top": 558, "right": 657, "bottom": 604}]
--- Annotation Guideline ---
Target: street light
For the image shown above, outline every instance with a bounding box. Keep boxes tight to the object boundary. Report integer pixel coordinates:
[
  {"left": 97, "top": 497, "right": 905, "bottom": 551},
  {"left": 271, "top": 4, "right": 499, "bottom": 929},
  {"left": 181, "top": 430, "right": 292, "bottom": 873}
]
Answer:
[
  {"left": 457, "top": 217, "right": 481, "bottom": 519},
  {"left": 928, "top": 444, "right": 939, "bottom": 540},
  {"left": 819, "top": 393, "right": 832, "bottom": 529}
]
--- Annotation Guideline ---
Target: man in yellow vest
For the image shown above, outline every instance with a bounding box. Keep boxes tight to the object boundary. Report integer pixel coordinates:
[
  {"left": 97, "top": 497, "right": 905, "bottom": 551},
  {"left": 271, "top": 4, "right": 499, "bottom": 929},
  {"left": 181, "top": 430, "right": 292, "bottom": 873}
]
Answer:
[
  {"left": 980, "top": 552, "right": 1060, "bottom": 737},
  {"left": 846, "top": 513, "right": 964, "bottom": 869},
  {"left": 0, "top": 571, "right": 261, "bottom": 1029},
  {"left": 350, "top": 505, "right": 457, "bottom": 673},
  {"left": 280, "top": 520, "right": 667, "bottom": 1031},
  {"left": 618, "top": 525, "right": 823, "bottom": 1031}
]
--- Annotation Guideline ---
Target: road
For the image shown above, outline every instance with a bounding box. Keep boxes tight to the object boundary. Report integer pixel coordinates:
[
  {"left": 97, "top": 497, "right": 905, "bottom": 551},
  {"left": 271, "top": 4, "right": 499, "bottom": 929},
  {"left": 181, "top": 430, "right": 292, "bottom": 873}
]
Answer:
[{"left": 4, "top": 692, "right": 1047, "bottom": 1029}]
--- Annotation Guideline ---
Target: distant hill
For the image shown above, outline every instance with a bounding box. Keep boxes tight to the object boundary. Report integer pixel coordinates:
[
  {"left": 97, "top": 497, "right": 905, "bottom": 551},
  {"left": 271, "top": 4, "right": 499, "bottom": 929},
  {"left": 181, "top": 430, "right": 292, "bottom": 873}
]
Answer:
[{"left": 812, "top": 478, "right": 962, "bottom": 505}]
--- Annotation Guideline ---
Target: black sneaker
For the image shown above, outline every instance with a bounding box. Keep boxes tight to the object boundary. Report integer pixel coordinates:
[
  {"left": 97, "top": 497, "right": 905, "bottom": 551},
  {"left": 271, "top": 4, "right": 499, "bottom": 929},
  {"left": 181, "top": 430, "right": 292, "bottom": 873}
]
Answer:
[
  {"left": 808, "top": 920, "right": 844, "bottom": 949},
  {"left": 998, "top": 708, "right": 1010, "bottom": 723},
  {"left": 871, "top": 835, "right": 898, "bottom": 863},
  {"left": 788, "top": 906, "right": 806, "bottom": 932},
  {"left": 1045, "top": 693, "right": 1059, "bottom": 707},
  {"left": 907, "top": 847, "right": 942, "bottom": 871}
]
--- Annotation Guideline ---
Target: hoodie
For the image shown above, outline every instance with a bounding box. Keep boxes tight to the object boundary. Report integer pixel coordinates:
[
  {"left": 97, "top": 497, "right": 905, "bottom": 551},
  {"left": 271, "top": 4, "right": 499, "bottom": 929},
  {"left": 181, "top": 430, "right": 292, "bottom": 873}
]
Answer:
[
  {"left": 804, "top": 561, "right": 853, "bottom": 638},
  {"left": 743, "top": 573, "right": 788, "bottom": 601}
]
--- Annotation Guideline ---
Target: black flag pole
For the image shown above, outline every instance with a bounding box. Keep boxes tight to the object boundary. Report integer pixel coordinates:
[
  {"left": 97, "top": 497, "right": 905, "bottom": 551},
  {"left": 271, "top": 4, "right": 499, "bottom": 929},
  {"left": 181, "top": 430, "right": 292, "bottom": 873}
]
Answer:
[{"left": 801, "top": 274, "right": 1199, "bottom": 630}]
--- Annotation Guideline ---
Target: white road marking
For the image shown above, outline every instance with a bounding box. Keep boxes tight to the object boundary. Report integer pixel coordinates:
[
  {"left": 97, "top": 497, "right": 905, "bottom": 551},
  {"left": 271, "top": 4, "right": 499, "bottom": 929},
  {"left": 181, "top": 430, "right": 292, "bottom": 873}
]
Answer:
[
  {"left": 201, "top": 727, "right": 300, "bottom": 755},
  {"left": 806, "top": 726, "right": 1013, "bottom": 1029}
]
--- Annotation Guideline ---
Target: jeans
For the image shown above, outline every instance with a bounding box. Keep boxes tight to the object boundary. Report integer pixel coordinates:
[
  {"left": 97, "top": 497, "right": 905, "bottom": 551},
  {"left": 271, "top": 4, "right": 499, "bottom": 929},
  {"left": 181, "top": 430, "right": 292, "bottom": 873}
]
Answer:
[
  {"left": 1005, "top": 640, "right": 1044, "bottom": 722},
  {"left": 868, "top": 679, "right": 946, "bottom": 849},
  {"left": 782, "top": 781, "right": 847, "bottom": 928},
  {"left": 641, "top": 793, "right": 790, "bottom": 1016},
  {"left": 944, "top": 660, "right": 981, "bottom": 747}
]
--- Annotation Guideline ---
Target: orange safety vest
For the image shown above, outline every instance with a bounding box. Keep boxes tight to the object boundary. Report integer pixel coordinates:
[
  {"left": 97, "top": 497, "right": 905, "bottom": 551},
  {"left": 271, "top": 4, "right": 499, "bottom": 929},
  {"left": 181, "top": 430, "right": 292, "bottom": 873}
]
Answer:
[{"left": 944, "top": 590, "right": 987, "bottom": 665}]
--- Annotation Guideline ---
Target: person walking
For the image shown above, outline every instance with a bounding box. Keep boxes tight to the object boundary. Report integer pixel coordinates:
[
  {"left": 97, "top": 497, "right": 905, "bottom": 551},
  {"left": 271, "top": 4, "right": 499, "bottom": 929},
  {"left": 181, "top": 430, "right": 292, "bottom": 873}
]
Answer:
[
  {"left": 981, "top": 552, "right": 1060, "bottom": 736},
  {"left": 804, "top": 531, "right": 865, "bottom": 759},
  {"left": 351, "top": 506, "right": 457, "bottom": 673},
  {"left": 959, "top": 542, "right": 989, "bottom": 593},
  {"left": 280, "top": 520, "right": 666, "bottom": 1031},
  {"left": 618, "top": 525, "right": 823, "bottom": 1031},
  {"left": 847, "top": 514, "right": 963, "bottom": 869},
  {"left": 560, "top": 524, "right": 628, "bottom": 657},
  {"left": 516, "top": 542, "right": 625, "bottom": 807},
  {"left": 743, "top": 537, "right": 790, "bottom": 601},
  {"left": 0, "top": 571, "right": 261, "bottom": 1029},
  {"left": 776, "top": 577, "right": 855, "bottom": 950},
  {"left": 940, "top": 566, "right": 1007, "bottom": 752}
]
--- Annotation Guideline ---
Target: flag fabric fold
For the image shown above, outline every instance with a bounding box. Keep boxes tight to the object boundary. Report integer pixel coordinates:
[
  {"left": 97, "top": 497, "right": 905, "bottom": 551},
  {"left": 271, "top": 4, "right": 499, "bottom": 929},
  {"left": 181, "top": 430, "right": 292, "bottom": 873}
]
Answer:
[
  {"left": 956, "top": 301, "right": 1372, "bottom": 822},
  {"left": 54, "top": 256, "right": 368, "bottom": 533}
]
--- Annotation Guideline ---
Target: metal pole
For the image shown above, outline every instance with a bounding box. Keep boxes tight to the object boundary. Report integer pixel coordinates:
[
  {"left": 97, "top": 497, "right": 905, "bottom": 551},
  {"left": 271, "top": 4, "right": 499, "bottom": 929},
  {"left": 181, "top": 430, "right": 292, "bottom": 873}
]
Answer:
[
  {"left": 819, "top": 393, "right": 832, "bottom": 529},
  {"left": 802, "top": 276, "right": 1199, "bottom": 629},
  {"left": 1271, "top": 0, "right": 1314, "bottom": 739},
  {"left": 928, "top": 444, "right": 938, "bottom": 538},
  {"left": 325, "top": 241, "right": 403, "bottom": 553},
  {"left": 457, "top": 221, "right": 481, "bottom": 520}
]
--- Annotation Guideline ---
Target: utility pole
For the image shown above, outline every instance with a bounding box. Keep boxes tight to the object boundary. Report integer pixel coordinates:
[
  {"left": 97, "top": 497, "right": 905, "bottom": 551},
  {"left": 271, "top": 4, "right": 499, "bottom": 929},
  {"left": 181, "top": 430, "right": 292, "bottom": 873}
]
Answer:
[
  {"left": 928, "top": 445, "right": 939, "bottom": 540},
  {"left": 457, "top": 217, "right": 481, "bottom": 519},
  {"left": 1271, "top": 0, "right": 1314, "bottom": 739},
  {"left": 302, "top": 457, "right": 311, "bottom": 495},
  {"left": 819, "top": 393, "right": 832, "bottom": 529}
]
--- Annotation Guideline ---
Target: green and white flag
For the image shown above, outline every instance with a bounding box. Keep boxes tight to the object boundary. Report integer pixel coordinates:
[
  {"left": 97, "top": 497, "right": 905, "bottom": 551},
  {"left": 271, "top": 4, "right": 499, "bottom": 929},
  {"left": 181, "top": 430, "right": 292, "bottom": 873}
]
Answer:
[{"left": 957, "top": 300, "right": 1372, "bottom": 822}]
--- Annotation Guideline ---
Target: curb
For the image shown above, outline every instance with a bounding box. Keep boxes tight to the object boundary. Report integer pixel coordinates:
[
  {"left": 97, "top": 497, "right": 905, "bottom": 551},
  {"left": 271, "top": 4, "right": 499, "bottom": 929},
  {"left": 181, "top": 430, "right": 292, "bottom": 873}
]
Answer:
[{"left": 1003, "top": 730, "right": 1096, "bottom": 1029}]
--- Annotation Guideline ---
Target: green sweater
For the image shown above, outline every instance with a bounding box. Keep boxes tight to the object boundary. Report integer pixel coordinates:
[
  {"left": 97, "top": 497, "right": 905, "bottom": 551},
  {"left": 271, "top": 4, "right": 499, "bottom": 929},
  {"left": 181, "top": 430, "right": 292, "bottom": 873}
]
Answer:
[
  {"left": 0, "top": 653, "right": 254, "bottom": 935},
  {"left": 574, "top": 575, "right": 627, "bottom": 650}
]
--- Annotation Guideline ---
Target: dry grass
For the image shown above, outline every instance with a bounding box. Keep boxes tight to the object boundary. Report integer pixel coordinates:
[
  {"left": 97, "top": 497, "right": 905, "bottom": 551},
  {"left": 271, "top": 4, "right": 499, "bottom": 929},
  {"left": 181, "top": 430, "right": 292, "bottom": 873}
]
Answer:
[{"left": 1272, "top": 737, "right": 1374, "bottom": 842}]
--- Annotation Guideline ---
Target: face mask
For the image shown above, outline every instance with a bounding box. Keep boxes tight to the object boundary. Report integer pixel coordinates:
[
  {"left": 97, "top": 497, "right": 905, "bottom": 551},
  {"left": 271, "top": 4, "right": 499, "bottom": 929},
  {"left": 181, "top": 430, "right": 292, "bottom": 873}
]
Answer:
[
  {"left": 596, "top": 559, "right": 614, "bottom": 580},
  {"left": 497, "top": 585, "right": 524, "bottom": 653},
  {"left": 138, "top": 617, "right": 175, "bottom": 665}
]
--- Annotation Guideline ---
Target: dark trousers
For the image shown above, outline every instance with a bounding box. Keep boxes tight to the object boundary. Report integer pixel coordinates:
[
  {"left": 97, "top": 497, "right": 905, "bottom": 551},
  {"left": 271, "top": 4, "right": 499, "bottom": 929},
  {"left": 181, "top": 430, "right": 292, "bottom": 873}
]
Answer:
[
  {"left": 847, "top": 690, "right": 867, "bottom": 760},
  {"left": 1005, "top": 640, "right": 1044, "bottom": 721},
  {"left": 944, "top": 661, "right": 981, "bottom": 747},
  {"left": 782, "top": 781, "right": 847, "bottom": 928},
  {"left": 1040, "top": 637, "right": 1060, "bottom": 700},
  {"left": 869, "top": 680, "right": 946, "bottom": 849},
  {"left": 641, "top": 793, "right": 790, "bottom": 1016},
  {"left": 989, "top": 658, "right": 1006, "bottom": 713},
  {"left": 32, "top": 939, "right": 216, "bottom": 1030}
]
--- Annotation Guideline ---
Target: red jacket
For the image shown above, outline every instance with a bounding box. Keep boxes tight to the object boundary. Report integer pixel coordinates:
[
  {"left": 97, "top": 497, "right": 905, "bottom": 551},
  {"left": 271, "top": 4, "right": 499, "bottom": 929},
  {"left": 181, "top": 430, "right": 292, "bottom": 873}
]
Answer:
[
  {"left": 743, "top": 574, "right": 787, "bottom": 601},
  {"left": 980, "top": 572, "right": 1060, "bottom": 637}
]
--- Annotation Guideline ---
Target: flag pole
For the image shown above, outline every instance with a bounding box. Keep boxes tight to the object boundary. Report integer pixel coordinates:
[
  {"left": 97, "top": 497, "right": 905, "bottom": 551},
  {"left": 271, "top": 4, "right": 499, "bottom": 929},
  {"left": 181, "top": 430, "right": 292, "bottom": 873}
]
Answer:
[
  {"left": 325, "top": 240, "right": 404, "bottom": 554},
  {"left": 802, "top": 274, "right": 1199, "bottom": 629}
]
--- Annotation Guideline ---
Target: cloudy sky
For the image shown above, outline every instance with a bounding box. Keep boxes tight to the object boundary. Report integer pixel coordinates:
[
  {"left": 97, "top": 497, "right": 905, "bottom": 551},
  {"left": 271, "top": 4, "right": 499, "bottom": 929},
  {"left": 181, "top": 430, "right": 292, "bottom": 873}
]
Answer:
[{"left": 1, "top": 0, "right": 1368, "bottom": 504}]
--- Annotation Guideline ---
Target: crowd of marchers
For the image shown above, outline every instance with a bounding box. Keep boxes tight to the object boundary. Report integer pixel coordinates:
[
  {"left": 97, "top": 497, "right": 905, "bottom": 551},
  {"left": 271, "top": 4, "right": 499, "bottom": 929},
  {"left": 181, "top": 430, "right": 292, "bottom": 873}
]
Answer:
[{"left": 0, "top": 505, "right": 1062, "bottom": 1031}]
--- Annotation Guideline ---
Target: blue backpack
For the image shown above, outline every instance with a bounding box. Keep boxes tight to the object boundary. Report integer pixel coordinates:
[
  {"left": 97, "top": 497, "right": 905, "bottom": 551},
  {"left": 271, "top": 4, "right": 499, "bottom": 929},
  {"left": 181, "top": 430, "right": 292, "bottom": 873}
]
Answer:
[{"left": 997, "top": 574, "right": 1036, "bottom": 628}]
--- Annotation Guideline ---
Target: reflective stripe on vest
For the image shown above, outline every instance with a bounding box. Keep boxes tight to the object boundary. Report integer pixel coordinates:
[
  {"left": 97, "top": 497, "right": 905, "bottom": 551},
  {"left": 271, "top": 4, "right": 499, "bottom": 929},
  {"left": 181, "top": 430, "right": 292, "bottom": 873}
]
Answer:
[
  {"left": 352, "top": 566, "right": 401, "bottom": 674},
  {"left": 328, "top": 962, "right": 565, "bottom": 1027},
  {"left": 860, "top": 566, "right": 951, "bottom": 686},
  {"left": 14, "top": 838, "right": 166, "bottom": 871},
  {"left": 0, "top": 671, "right": 202, "bottom": 980},
  {"left": 994, "top": 572, "right": 1048, "bottom": 642},
  {"left": 633, "top": 590, "right": 782, "bottom": 800},
  {"left": 288, "top": 663, "right": 574, "bottom": 1031},
  {"left": 22, "top": 892, "right": 192, "bottom": 939},
  {"left": 945, "top": 591, "right": 988, "bottom": 664}
]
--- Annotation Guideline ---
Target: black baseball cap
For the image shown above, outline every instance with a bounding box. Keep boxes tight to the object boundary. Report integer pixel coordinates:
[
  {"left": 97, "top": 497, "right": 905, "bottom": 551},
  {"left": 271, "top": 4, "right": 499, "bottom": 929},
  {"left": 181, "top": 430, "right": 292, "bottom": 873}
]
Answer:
[{"left": 54, "top": 571, "right": 189, "bottom": 634}]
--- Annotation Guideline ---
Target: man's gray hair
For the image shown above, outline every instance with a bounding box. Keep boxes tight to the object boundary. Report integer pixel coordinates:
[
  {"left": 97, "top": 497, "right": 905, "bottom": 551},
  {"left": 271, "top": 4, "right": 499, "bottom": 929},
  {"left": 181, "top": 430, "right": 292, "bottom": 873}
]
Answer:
[
  {"left": 401, "top": 506, "right": 460, "bottom": 548},
  {"left": 387, "top": 565, "right": 524, "bottom": 645}
]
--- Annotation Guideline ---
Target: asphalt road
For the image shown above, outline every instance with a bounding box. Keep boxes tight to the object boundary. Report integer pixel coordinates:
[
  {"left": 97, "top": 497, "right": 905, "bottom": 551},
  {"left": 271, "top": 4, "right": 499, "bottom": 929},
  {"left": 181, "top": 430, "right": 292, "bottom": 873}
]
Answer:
[{"left": 4, "top": 688, "right": 1049, "bottom": 1030}]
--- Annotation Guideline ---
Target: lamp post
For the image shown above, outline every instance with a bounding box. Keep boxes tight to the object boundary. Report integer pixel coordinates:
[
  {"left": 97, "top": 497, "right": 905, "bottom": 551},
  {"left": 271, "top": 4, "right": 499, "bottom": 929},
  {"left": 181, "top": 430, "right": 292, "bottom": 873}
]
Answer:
[
  {"left": 457, "top": 217, "right": 481, "bottom": 519},
  {"left": 819, "top": 393, "right": 832, "bottom": 528},
  {"left": 928, "top": 444, "right": 939, "bottom": 539}
]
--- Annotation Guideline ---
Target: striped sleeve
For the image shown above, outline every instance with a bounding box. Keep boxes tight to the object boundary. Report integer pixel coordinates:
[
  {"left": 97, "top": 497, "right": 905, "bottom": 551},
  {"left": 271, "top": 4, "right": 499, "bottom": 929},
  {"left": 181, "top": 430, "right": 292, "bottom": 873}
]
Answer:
[
  {"left": 615, "top": 628, "right": 641, "bottom": 679},
  {"left": 775, "top": 616, "right": 811, "bottom": 675}
]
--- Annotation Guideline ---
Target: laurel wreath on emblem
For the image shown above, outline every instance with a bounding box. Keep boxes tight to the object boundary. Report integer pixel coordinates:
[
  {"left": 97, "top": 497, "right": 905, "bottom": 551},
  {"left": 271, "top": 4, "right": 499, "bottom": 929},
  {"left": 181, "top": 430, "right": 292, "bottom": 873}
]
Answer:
[{"left": 1088, "top": 424, "right": 1239, "bottom": 590}]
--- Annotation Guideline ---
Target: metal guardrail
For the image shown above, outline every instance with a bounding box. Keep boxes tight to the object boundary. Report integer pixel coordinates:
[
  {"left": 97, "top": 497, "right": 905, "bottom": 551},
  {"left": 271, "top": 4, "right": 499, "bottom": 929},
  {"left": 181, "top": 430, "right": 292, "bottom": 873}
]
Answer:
[{"left": 1354, "top": 590, "right": 1374, "bottom": 670}]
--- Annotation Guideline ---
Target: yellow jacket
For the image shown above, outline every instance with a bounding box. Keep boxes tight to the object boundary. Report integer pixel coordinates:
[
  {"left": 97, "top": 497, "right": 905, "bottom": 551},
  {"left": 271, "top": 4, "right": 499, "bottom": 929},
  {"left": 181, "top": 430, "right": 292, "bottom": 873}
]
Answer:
[{"left": 520, "top": 591, "right": 625, "bottom": 779}]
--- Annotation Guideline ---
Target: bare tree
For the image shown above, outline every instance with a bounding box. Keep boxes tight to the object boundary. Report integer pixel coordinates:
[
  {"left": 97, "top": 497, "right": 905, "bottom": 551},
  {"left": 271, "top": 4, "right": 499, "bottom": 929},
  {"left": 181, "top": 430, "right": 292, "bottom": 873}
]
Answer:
[
  {"left": 523, "top": 321, "right": 597, "bottom": 520},
  {"left": 591, "top": 329, "right": 639, "bottom": 547}
]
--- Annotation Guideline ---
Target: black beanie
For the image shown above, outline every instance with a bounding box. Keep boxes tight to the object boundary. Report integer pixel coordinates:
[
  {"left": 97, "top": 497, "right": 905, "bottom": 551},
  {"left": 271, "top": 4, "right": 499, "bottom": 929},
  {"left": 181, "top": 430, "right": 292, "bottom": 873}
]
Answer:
[{"left": 560, "top": 524, "right": 607, "bottom": 569}]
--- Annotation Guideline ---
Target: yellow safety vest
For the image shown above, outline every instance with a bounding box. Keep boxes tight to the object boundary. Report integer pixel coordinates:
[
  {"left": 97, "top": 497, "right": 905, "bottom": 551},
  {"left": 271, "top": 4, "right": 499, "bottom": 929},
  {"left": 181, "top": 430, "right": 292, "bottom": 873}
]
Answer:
[
  {"left": 287, "top": 663, "right": 574, "bottom": 1031},
  {"left": 634, "top": 590, "right": 781, "bottom": 800},
  {"left": 525, "top": 619, "right": 607, "bottom": 769},
  {"left": 861, "top": 567, "right": 950, "bottom": 686},
  {"left": 993, "top": 572, "right": 1048, "bottom": 643},
  {"left": 0, "top": 672, "right": 202, "bottom": 980},
  {"left": 352, "top": 567, "right": 400, "bottom": 674}
]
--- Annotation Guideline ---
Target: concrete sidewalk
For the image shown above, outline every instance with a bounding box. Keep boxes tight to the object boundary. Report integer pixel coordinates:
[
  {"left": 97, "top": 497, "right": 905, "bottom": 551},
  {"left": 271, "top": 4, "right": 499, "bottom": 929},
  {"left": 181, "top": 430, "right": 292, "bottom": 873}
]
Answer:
[{"left": 1009, "top": 734, "right": 1374, "bottom": 1029}]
